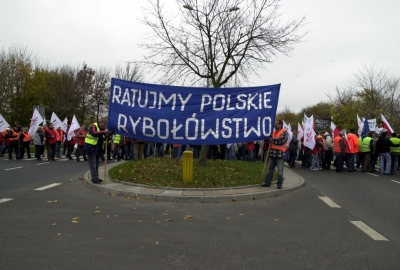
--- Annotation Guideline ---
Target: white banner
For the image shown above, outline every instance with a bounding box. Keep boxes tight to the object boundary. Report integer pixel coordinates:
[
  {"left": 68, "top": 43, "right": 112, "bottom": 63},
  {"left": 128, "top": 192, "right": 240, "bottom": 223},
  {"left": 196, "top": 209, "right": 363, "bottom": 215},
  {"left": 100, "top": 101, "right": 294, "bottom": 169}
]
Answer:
[
  {"left": 0, "top": 114, "right": 10, "bottom": 132},
  {"left": 28, "top": 109, "right": 44, "bottom": 136},
  {"left": 67, "top": 115, "right": 80, "bottom": 141}
]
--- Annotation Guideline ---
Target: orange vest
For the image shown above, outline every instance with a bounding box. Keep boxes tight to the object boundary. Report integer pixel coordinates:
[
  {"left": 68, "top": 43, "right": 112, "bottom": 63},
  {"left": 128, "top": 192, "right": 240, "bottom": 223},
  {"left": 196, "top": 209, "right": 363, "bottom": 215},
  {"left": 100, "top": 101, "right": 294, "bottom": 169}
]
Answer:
[
  {"left": 9, "top": 130, "right": 19, "bottom": 141},
  {"left": 22, "top": 132, "right": 31, "bottom": 142},
  {"left": 333, "top": 136, "right": 343, "bottom": 153},
  {"left": 270, "top": 129, "right": 288, "bottom": 151},
  {"left": 55, "top": 129, "right": 62, "bottom": 142}
]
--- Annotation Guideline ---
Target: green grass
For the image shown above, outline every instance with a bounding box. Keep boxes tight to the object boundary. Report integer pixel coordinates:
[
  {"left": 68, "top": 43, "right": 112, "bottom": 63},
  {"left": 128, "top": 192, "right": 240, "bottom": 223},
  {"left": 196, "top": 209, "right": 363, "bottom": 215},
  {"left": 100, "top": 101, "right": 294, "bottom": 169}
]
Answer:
[{"left": 108, "top": 158, "right": 277, "bottom": 188}]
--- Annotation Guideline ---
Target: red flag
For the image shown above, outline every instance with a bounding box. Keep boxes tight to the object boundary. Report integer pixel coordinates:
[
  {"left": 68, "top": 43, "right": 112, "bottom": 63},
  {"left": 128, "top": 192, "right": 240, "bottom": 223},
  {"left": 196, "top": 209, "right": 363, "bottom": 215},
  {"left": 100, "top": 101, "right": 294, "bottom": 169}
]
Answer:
[
  {"left": 330, "top": 121, "right": 340, "bottom": 137},
  {"left": 381, "top": 114, "right": 394, "bottom": 135}
]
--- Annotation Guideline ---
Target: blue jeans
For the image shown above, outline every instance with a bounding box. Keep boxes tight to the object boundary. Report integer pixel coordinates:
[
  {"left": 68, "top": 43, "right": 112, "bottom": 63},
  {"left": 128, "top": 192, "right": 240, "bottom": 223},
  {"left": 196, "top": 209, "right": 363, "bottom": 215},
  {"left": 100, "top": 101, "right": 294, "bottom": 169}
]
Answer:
[
  {"left": 87, "top": 153, "right": 101, "bottom": 182},
  {"left": 391, "top": 155, "right": 398, "bottom": 174},
  {"left": 310, "top": 153, "right": 320, "bottom": 169},
  {"left": 346, "top": 153, "right": 355, "bottom": 171},
  {"left": 264, "top": 157, "right": 284, "bottom": 187},
  {"left": 380, "top": 152, "right": 391, "bottom": 174}
]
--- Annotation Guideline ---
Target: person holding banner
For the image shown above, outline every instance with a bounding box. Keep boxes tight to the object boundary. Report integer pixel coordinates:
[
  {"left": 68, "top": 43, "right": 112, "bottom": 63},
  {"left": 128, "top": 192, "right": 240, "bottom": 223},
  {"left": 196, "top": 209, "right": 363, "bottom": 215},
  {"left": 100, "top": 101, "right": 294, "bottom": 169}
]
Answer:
[
  {"left": 84, "top": 118, "right": 109, "bottom": 184},
  {"left": 261, "top": 120, "right": 288, "bottom": 189}
]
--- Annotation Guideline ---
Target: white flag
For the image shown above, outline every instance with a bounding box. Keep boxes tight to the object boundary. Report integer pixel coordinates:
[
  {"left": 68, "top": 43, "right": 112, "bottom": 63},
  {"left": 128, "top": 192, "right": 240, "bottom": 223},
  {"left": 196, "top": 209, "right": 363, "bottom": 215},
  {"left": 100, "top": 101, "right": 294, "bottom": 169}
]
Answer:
[
  {"left": 357, "top": 114, "right": 363, "bottom": 136},
  {"left": 297, "top": 122, "right": 303, "bottom": 141},
  {"left": 0, "top": 114, "right": 10, "bottom": 132},
  {"left": 283, "top": 121, "right": 293, "bottom": 147},
  {"left": 28, "top": 109, "right": 44, "bottom": 136},
  {"left": 50, "top": 112, "right": 63, "bottom": 129},
  {"left": 61, "top": 117, "right": 68, "bottom": 132},
  {"left": 67, "top": 115, "right": 80, "bottom": 141},
  {"left": 303, "top": 114, "right": 316, "bottom": 149}
]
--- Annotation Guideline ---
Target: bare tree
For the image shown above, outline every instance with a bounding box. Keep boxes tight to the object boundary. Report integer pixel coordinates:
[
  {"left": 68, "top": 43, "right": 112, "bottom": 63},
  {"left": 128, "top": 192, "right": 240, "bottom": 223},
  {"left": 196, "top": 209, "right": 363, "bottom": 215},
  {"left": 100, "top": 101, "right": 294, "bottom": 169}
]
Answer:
[
  {"left": 114, "top": 62, "right": 145, "bottom": 82},
  {"left": 140, "top": 0, "right": 306, "bottom": 87},
  {"left": 140, "top": 0, "right": 306, "bottom": 165}
]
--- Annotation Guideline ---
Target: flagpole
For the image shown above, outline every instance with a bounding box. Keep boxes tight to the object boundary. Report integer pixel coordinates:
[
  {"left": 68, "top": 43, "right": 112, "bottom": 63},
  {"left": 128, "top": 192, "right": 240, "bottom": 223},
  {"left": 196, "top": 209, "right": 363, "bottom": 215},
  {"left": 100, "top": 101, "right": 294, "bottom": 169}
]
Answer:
[
  {"left": 104, "top": 137, "right": 107, "bottom": 183},
  {"left": 260, "top": 140, "right": 271, "bottom": 185}
]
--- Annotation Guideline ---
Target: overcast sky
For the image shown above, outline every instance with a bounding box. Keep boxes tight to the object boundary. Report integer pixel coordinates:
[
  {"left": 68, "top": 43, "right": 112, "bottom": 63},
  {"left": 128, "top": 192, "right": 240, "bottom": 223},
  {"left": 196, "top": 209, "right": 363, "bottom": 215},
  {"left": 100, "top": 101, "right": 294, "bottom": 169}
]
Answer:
[{"left": 1, "top": 0, "right": 399, "bottom": 113}]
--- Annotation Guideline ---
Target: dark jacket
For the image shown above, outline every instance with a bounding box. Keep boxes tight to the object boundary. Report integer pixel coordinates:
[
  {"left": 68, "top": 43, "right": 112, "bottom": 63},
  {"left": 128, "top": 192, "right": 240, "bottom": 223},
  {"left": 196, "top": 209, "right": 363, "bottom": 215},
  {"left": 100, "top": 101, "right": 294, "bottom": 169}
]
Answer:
[{"left": 376, "top": 137, "right": 399, "bottom": 154}]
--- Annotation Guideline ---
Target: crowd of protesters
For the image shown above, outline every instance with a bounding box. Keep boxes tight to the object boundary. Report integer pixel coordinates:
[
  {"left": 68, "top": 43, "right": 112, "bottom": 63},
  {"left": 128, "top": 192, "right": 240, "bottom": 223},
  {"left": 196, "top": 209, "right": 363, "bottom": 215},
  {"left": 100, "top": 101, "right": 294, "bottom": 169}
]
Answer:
[
  {"left": 291, "top": 128, "right": 400, "bottom": 175},
  {"left": 0, "top": 124, "right": 271, "bottom": 163}
]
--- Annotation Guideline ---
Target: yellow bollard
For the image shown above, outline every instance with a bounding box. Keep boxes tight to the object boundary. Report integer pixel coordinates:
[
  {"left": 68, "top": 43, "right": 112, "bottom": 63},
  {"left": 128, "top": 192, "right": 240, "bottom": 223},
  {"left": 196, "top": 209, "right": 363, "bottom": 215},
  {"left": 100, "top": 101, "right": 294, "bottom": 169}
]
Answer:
[{"left": 182, "top": 150, "right": 193, "bottom": 182}]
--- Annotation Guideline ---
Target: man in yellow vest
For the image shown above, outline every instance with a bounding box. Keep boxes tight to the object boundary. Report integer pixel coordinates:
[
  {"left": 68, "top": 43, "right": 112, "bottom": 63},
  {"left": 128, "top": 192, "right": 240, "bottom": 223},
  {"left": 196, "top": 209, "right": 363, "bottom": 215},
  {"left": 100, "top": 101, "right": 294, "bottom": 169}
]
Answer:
[
  {"left": 389, "top": 132, "right": 400, "bottom": 175},
  {"left": 83, "top": 118, "right": 109, "bottom": 184},
  {"left": 360, "top": 131, "right": 374, "bottom": 172},
  {"left": 261, "top": 120, "right": 288, "bottom": 189}
]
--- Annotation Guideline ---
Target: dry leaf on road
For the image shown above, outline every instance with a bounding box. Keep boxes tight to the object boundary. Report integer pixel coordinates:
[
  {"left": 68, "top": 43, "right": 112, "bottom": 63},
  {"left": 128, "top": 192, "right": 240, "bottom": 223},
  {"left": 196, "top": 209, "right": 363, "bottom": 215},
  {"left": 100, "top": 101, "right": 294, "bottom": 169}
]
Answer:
[{"left": 52, "top": 223, "right": 57, "bottom": 226}]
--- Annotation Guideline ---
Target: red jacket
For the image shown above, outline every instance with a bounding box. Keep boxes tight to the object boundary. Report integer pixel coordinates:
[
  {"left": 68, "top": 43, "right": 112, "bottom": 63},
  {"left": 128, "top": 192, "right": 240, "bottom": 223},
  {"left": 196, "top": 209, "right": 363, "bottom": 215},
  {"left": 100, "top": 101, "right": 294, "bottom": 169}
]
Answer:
[{"left": 44, "top": 127, "right": 57, "bottom": 144}]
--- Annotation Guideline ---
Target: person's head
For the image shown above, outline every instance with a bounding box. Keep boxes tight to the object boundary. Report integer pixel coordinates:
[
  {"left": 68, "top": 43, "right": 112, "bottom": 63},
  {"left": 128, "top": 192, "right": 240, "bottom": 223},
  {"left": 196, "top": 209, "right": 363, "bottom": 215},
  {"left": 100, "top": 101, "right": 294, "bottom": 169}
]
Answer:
[
  {"left": 274, "top": 119, "right": 283, "bottom": 130},
  {"left": 48, "top": 123, "right": 53, "bottom": 129},
  {"left": 381, "top": 132, "right": 387, "bottom": 138},
  {"left": 367, "top": 131, "right": 373, "bottom": 137},
  {"left": 37, "top": 126, "right": 43, "bottom": 132},
  {"left": 99, "top": 117, "right": 108, "bottom": 129},
  {"left": 339, "top": 131, "right": 345, "bottom": 137},
  {"left": 81, "top": 124, "right": 85, "bottom": 129},
  {"left": 392, "top": 132, "right": 397, "bottom": 138},
  {"left": 350, "top": 128, "right": 355, "bottom": 134}
]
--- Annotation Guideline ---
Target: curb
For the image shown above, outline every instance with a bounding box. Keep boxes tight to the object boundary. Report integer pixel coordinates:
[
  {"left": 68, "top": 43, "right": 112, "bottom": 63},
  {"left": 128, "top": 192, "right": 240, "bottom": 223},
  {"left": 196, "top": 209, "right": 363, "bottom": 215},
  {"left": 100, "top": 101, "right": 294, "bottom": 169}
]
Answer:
[{"left": 82, "top": 162, "right": 306, "bottom": 203}]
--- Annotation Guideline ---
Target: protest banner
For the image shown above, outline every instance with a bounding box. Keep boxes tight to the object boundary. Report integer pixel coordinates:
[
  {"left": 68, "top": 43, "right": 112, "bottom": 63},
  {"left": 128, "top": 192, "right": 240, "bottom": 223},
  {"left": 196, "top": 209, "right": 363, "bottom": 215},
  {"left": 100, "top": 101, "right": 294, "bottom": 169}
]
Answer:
[{"left": 107, "top": 79, "right": 281, "bottom": 144}]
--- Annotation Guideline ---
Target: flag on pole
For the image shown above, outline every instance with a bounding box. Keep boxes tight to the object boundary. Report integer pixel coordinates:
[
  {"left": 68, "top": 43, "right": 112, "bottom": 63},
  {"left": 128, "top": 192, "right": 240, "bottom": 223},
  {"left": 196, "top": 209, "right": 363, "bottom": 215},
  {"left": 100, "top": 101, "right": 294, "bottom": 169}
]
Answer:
[
  {"left": 0, "top": 114, "right": 10, "bottom": 132},
  {"left": 357, "top": 114, "right": 363, "bottom": 136},
  {"left": 28, "top": 109, "right": 44, "bottom": 136},
  {"left": 330, "top": 121, "right": 340, "bottom": 137},
  {"left": 50, "top": 112, "right": 63, "bottom": 129},
  {"left": 61, "top": 117, "right": 68, "bottom": 132},
  {"left": 381, "top": 114, "right": 394, "bottom": 135},
  {"left": 303, "top": 114, "right": 316, "bottom": 149},
  {"left": 361, "top": 117, "right": 370, "bottom": 139},
  {"left": 297, "top": 122, "right": 303, "bottom": 140},
  {"left": 67, "top": 115, "right": 80, "bottom": 141},
  {"left": 283, "top": 120, "right": 293, "bottom": 147},
  {"left": 344, "top": 130, "right": 351, "bottom": 151}
]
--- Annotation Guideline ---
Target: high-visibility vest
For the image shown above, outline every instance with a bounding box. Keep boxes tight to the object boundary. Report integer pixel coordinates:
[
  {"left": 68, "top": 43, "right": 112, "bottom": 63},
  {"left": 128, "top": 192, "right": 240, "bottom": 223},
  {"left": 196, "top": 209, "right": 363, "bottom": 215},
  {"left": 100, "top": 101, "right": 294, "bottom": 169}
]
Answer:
[
  {"left": 22, "top": 132, "right": 31, "bottom": 142},
  {"left": 114, "top": 134, "right": 121, "bottom": 144},
  {"left": 55, "top": 129, "right": 62, "bottom": 142},
  {"left": 390, "top": 137, "right": 400, "bottom": 153},
  {"left": 9, "top": 130, "right": 19, "bottom": 141},
  {"left": 333, "top": 136, "right": 343, "bottom": 153},
  {"left": 84, "top": 123, "right": 100, "bottom": 146},
  {"left": 359, "top": 137, "right": 372, "bottom": 153},
  {"left": 270, "top": 129, "right": 288, "bottom": 151}
]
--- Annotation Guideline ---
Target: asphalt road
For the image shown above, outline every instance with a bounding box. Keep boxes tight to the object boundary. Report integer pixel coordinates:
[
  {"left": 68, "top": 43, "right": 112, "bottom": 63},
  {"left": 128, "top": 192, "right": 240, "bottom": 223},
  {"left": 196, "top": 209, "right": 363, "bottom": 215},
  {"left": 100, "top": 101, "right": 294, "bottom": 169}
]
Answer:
[{"left": 1, "top": 156, "right": 400, "bottom": 269}]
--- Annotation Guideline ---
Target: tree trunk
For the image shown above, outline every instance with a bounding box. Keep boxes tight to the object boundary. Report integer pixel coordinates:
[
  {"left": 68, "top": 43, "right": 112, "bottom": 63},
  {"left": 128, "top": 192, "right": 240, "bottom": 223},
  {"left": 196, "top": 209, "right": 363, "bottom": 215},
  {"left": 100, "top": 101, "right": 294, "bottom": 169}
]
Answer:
[{"left": 198, "top": 145, "right": 209, "bottom": 167}]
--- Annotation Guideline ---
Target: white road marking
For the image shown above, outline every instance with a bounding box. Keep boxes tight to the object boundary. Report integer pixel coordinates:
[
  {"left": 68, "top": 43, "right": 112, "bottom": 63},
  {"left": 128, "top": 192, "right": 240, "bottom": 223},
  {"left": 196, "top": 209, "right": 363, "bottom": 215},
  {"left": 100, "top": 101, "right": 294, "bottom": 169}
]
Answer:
[
  {"left": 350, "top": 221, "right": 389, "bottom": 241},
  {"left": 34, "top": 183, "right": 62, "bottom": 191},
  {"left": 36, "top": 162, "right": 51, "bottom": 165},
  {"left": 366, "top": 173, "right": 378, "bottom": 177},
  {"left": 5, "top": 167, "right": 23, "bottom": 171},
  {"left": 0, "top": 198, "right": 13, "bottom": 204},
  {"left": 318, "top": 196, "right": 341, "bottom": 208},
  {"left": 391, "top": 180, "right": 400, "bottom": 184}
]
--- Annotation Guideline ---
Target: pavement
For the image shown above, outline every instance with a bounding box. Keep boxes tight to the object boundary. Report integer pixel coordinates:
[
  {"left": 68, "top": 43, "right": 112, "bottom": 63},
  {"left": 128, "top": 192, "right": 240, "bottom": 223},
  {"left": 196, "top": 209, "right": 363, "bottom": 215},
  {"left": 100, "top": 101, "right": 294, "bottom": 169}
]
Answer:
[{"left": 83, "top": 160, "right": 306, "bottom": 203}]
